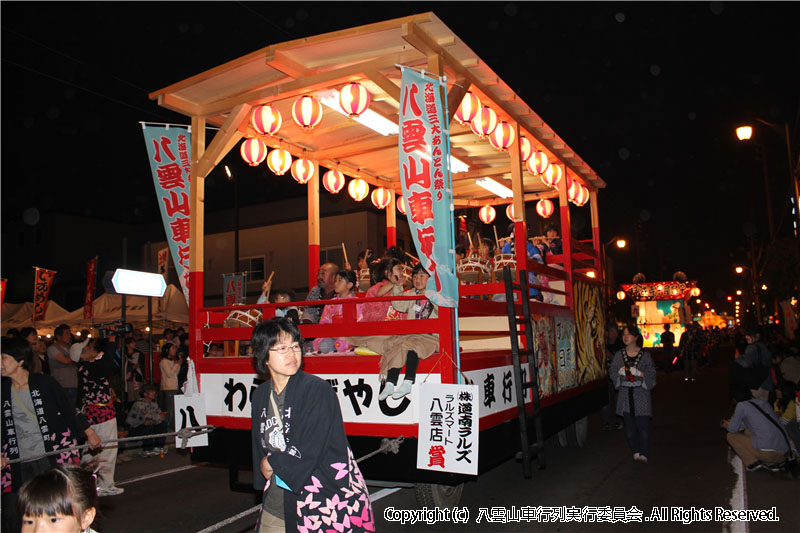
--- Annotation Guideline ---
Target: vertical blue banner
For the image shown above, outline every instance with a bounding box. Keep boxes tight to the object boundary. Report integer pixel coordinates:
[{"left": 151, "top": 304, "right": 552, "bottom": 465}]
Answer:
[
  {"left": 142, "top": 125, "right": 192, "bottom": 304},
  {"left": 398, "top": 68, "right": 458, "bottom": 308}
]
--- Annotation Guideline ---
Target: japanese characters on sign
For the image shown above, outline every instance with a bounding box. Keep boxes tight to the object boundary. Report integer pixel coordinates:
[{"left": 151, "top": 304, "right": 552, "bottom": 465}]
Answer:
[
  {"left": 157, "top": 247, "right": 169, "bottom": 276},
  {"left": 416, "top": 383, "right": 479, "bottom": 475},
  {"left": 398, "top": 68, "right": 458, "bottom": 308},
  {"left": 463, "top": 365, "right": 534, "bottom": 419},
  {"left": 555, "top": 317, "right": 578, "bottom": 391},
  {"left": 223, "top": 273, "right": 246, "bottom": 306},
  {"left": 173, "top": 393, "right": 209, "bottom": 447},
  {"left": 200, "top": 373, "right": 440, "bottom": 424},
  {"left": 32, "top": 267, "right": 55, "bottom": 324},
  {"left": 83, "top": 256, "right": 97, "bottom": 320},
  {"left": 142, "top": 125, "right": 192, "bottom": 304}
]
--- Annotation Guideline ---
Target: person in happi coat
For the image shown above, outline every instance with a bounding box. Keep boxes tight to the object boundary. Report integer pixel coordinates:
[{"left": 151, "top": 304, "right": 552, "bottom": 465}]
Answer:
[{"left": 250, "top": 318, "right": 375, "bottom": 533}]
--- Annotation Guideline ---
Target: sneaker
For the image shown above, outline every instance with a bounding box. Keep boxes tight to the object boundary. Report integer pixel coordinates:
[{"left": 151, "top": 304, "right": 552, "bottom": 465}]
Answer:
[
  {"left": 764, "top": 462, "right": 785, "bottom": 472},
  {"left": 684, "top": 378, "right": 689, "bottom": 381},
  {"left": 378, "top": 382, "right": 395, "bottom": 401},
  {"left": 691, "top": 378, "right": 696, "bottom": 382},
  {"left": 98, "top": 486, "right": 125, "bottom": 497},
  {"left": 633, "top": 453, "right": 641, "bottom": 461},
  {"left": 615, "top": 422, "right": 623, "bottom": 430},
  {"left": 746, "top": 460, "right": 764, "bottom": 471},
  {"left": 602, "top": 423, "right": 612, "bottom": 431},
  {"left": 391, "top": 380, "right": 413, "bottom": 400},
  {"left": 637, "top": 455, "right": 648, "bottom": 463}
]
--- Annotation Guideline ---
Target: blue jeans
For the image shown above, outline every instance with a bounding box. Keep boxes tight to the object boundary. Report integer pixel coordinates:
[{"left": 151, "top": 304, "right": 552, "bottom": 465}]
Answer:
[{"left": 622, "top": 412, "right": 651, "bottom": 458}]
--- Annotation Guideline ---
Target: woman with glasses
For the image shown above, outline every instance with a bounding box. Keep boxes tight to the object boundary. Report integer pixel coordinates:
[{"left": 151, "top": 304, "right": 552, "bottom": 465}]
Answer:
[{"left": 250, "top": 318, "right": 375, "bottom": 533}]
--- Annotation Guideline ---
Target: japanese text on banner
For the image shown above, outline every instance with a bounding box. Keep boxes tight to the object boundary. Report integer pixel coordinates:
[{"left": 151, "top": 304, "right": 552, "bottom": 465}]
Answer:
[
  {"left": 416, "top": 383, "right": 479, "bottom": 475},
  {"left": 223, "top": 273, "right": 246, "bottom": 306},
  {"left": 83, "top": 256, "right": 97, "bottom": 319},
  {"left": 398, "top": 68, "right": 458, "bottom": 308},
  {"left": 32, "top": 268, "right": 55, "bottom": 323},
  {"left": 142, "top": 125, "right": 192, "bottom": 304}
]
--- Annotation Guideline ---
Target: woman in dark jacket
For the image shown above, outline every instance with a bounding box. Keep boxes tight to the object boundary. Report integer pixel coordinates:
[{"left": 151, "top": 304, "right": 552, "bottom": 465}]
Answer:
[
  {"left": 250, "top": 318, "right": 375, "bottom": 533},
  {"left": 609, "top": 324, "right": 657, "bottom": 463},
  {"left": 1, "top": 337, "right": 101, "bottom": 532}
]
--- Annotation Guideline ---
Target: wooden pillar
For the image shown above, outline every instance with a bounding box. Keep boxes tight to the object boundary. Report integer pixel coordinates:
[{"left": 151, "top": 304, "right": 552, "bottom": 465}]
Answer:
[
  {"left": 589, "top": 189, "right": 601, "bottom": 272},
  {"left": 508, "top": 122, "right": 527, "bottom": 276},
  {"left": 387, "top": 189, "right": 397, "bottom": 247},
  {"left": 557, "top": 165, "right": 574, "bottom": 309},
  {"left": 189, "top": 116, "right": 206, "bottom": 373},
  {"left": 308, "top": 160, "right": 321, "bottom": 291}
]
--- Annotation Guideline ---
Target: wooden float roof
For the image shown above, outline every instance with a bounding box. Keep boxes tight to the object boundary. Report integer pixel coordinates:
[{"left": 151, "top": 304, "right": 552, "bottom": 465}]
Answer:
[{"left": 150, "top": 12, "right": 605, "bottom": 207}]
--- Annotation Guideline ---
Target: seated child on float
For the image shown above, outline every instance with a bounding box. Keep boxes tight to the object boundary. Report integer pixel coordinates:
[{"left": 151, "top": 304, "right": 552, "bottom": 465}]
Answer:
[
  {"left": 377, "top": 263, "right": 439, "bottom": 401},
  {"left": 312, "top": 269, "right": 363, "bottom": 353}
]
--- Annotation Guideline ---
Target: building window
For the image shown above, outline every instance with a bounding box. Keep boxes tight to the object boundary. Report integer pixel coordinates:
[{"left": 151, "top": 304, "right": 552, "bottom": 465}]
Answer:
[
  {"left": 320, "top": 246, "right": 345, "bottom": 268},
  {"left": 238, "top": 256, "right": 265, "bottom": 281}
]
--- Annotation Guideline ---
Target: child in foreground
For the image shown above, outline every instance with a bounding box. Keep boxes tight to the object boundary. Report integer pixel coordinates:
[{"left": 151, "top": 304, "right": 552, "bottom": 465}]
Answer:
[{"left": 17, "top": 464, "right": 99, "bottom": 533}]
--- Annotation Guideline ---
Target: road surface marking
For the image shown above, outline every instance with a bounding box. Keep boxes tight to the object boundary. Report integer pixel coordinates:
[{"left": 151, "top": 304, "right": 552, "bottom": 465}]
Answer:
[
  {"left": 117, "top": 464, "right": 198, "bottom": 485},
  {"left": 193, "top": 486, "right": 402, "bottom": 533},
  {"left": 727, "top": 449, "right": 748, "bottom": 533}
]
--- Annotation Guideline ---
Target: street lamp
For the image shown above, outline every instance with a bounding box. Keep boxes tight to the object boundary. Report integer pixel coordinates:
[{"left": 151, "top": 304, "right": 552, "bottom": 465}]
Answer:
[
  {"left": 735, "top": 266, "right": 744, "bottom": 274},
  {"left": 601, "top": 236, "right": 628, "bottom": 314},
  {"left": 734, "top": 265, "right": 762, "bottom": 323},
  {"left": 736, "top": 119, "right": 800, "bottom": 239}
]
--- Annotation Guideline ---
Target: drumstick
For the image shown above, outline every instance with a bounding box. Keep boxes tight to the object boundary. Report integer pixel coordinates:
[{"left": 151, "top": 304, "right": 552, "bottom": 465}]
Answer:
[
  {"left": 467, "top": 232, "right": 474, "bottom": 251},
  {"left": 493, "top": 226, "right": 500, "bottom": 250},
  {"left": 404, "top": 251, "right": 420, "bottom": 264},
  {"left": 341, "top": 242, "right": 349, "bottom": 266},
  {"left": 266, "top": 271, "right": 275, "bottom": 284}
]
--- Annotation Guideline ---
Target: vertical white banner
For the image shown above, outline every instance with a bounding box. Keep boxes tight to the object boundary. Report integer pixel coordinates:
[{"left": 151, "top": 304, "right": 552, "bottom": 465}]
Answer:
[
  {"left": 416, "top": 383, "right": 479, "bottom": 475},
  {"left": 174, "top": 394, "right": 209, "bottom": 448}
]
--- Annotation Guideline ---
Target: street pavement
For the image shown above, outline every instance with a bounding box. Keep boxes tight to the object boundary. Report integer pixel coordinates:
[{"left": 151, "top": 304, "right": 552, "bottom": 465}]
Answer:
[{"left": 97, "top": 352, "right": 798, "bottom": 532}]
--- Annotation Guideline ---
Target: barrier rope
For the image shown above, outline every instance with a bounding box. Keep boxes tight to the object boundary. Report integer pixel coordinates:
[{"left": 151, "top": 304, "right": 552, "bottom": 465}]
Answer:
[
  {"left": 5, "top": 425, "right": 216, "bottom": 465},
  {"left": 193, "top": 436, "right": 406, "bottom": 533}
]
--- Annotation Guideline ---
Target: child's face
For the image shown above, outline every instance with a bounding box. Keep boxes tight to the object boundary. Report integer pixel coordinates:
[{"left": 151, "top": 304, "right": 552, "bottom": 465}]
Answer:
[
  {"left": 388, "top": 265, "right": 404, "bottom": 284},
  {"left": 334, "top": 275, "right": 353, "bottom": 295},
  {"left": 412, "top": 272, "right": 429, "bottom": 291},
  {"left": 22, "top": 512, "right": 85, "bottom": 532},
  {"left": 275, "top": 294, "right": 290, "bottom": 304}
]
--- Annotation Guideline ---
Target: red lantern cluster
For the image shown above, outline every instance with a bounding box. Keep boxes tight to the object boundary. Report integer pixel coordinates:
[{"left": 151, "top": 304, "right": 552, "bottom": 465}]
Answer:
[
  {"left": 251, "top": 104, "right": 282, "bottom": 136},
  {"left": 541, "top": 163, "right": 563, "bottom": 188},
  {"left": 290, "top": 158, "right": 314, "bottom": 184},
  {"left": 396, "top": 196, "right": 407, "bottom": 215},
  {"left": 323, "top": 170, "right": 345, "bottom": 194},
  {"left": 478, "top": 205, "right": 496, "bottom": 224},
  {"left": 339, "top": 82, "right": 370, "bottom": 117},
  {"left": 240, "top": 138, "right": 267, "bottom": 167},
  {"left": 292, "top": 95, "right": 323, "bottom": 129}
]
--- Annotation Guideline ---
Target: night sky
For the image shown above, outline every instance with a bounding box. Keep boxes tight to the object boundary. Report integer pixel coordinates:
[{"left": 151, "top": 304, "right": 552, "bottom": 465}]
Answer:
[{"left": 2, "top": 2, "right": 798, "bottom": 311}]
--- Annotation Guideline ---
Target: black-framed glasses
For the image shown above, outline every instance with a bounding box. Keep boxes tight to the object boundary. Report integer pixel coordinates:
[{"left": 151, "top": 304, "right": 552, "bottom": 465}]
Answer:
[{"left": 270, "top": 344, "right": 302, "bottom": 355}]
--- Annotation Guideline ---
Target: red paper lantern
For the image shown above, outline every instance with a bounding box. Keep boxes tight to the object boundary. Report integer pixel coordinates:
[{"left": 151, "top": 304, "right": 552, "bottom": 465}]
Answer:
[
  {"left": 478, "top": 205, "right": 496, "bottom": 224},
  {"left": 347, "top": 178, "right": 369, "bottom": 201},
  {"left": 339, "top": 82, "right": 371, "bottom": 117},
  {"left": 541, "top": 163, "right": 563, "bottom": 188},
  {"left": 506, "top": 203, "right": 515, "bottom": 221},
  {"left": 397, "top": 196, "right": 406, "bottom": 215},
  {"left": 527, "top": 150, "right": 550, "bottom": 176},
  {"left": 567, "top": 180, "right": 579, "bottom": 203},
  {"left": 250, "top": 104, "right": 282, "bottom": 136},
  {"left": 520, "top": 136, "right": 533, "bottom": 162},
  {"left": 266, "top": 148, "right": 292, "bottom": 175},
  {"left": 617, "top": 290, "right": 627, "bottom": 301},
  {"left": 371, "top": 187, "right": 391, "bottom": 209},
  {"left": 470, "top": 106, "right": 498, "bottom": 138},
  {"left": 240, "top": 138, "right": 267, "bottom": 166},
  {"left": 577, "top": 185, "right": 589, "bottom": 206},
  {"left": 488, "top": 121, "right": 515, "bottom": 152},
  {"left": 455, "top": 91, "right": 481, "bottom": 125},
  {"left": 291, "top": 95, "right": 323, "bottom": 129},
  {"left": 290, "top": 158, "right": 314, "bottom": 184},
  {"left": 322, "top": 170, "right": 345, "bottom": 193},
  {"left": 536, "top": 199, "right": 554, "bottom": 218},
  {"left": 690, "top": 287, "right": 701, "bottom": 297}
]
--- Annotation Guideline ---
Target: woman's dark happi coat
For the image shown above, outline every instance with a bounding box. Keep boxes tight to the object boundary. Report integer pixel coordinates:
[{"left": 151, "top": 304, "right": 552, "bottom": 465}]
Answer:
[{"left": 252, "top": 371, "right": 375, "bottom": 532}]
